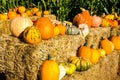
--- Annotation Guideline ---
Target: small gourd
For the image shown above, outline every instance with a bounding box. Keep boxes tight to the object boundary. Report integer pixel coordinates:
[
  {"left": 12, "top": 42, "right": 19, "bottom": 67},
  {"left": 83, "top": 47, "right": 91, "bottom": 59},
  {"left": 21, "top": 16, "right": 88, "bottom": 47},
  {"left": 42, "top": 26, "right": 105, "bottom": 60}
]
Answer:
[
  {"left": 23, "top": 26, "right": 41, "bottom": 44},
  {"left": 68, "top": 56, "right": 91, "bottom": 71},
  {"left": 64, "top": 21, "right": 79, "bottom": 35},
  {"left": 111, "top": 36, "right": 120, "bottom": 50}
]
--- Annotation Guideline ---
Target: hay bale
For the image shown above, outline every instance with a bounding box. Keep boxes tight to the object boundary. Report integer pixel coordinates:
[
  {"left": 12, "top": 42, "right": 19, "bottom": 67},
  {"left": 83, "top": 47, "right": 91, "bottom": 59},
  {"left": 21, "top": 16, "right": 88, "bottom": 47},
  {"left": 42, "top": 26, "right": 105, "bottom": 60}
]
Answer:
[
  {"left": 0, "top": 34, "right": 85, "bottom": 80},
  {"left": 85, "top": 27, "right": 111, "bottom": 49},
  {"left": 0, "top": 20, "right": 11, "bottom": 36}
]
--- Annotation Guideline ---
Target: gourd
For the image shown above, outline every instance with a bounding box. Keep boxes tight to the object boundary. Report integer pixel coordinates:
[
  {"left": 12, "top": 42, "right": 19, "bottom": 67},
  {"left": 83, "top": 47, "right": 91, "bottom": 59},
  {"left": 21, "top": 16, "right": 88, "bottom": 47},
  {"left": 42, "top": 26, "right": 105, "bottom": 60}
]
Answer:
[
  {"left": 91, "top": 15, "right": 102, "bottom": 28},
  {"left": 97, "top": 49, "right": 106, "bottom": 57},
  {"left": 23, "top": 26, "right": 41, "bottom": 44},
  {"left": 58, "top": 65, "right": 66, "bottom": 80},
  {"left": 54, "top": 26, "right": 60, "bottom": 36},
  {"left": 111, "top": 36, "right": 120, "bottom": 50},
  {"left": 68, "top": 56, "right": 91, "bottom": 71},
  {"left": 77, "top": 46, "right": 91, "bottom": 60},
  {"left": 90, "top": 48, "right": 100, "bottom": 64},
  {"left": 64, "top": 21, "right": 79, "bottom": 35},
  {"left": 10, "top": 16, "right": 33, "bottom": 37},
  {"left": 73, "top": 8, "right": 91, "bottom": 28},
  {"left": 34, "top": 17, "right": 54, "bottom": 40},
  {"left": 59, "top": 62, "right": 76, "bottom": 75},
  {"left": 78, "top": 24, "right": 89, "bottom": 37},
  {"left": 100, "top": 38, "right": 114, "bottom": 54},
  {"left": 40, "top": 54, "right": 60, "bottom": 80},
  {"left": 56, "top": 24, "right": 66, "bottom": 35}
]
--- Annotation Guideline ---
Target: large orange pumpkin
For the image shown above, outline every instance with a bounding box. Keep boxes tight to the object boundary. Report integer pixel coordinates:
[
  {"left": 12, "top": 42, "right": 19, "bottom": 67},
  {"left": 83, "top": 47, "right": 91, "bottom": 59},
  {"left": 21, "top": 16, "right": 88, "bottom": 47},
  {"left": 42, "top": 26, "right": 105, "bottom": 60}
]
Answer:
[
  {"left": 10, "top": 16, "right": 33, "bottom": 37},
  {"left": 35, "top": 17, "right": 54, "bottom": 40},
  {"left": 40, "top": 55, "right": 60, "bottom": 80},
  {"left": 73, "top": 8, "right": 91, "bottom": 28}
]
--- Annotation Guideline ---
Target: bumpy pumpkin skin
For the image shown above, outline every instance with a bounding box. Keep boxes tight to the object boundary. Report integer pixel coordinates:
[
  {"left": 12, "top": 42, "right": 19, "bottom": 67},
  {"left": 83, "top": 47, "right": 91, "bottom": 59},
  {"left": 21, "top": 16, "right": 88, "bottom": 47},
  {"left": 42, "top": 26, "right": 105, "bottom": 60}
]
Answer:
[
  {"left": 40, "top": 59, "right": 60, "bottom": 80},
  {"left": 10, "top": 16, "right": 33, "bottom": 37},
  {"left": 35, "top": 17, "right": 54, "bottom": 40},
  {"left": 23, "top": 26, "right": 41, "bottom": 44}
]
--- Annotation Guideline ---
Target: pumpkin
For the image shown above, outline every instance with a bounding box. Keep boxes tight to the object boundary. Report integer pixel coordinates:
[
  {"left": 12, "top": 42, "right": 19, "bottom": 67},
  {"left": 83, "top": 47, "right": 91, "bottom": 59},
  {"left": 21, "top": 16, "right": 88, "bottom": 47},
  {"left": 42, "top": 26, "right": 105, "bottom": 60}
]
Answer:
[
  {"left": 101, "top": 18, "right": 110, "bottom": 27},
  {"left": 100, "top": 38, "right": 114, "bottom": 55},
  {"left": 0, "top": 14, "right": 8, "bottom": 20},
  {"left": 97, "top": 49, "right": 106, "bottom": 57},
  {"left": 77, "top": 46, "right": 91, "bottom": 60},
  {"left": 7, "top": 10, "right": 17, "bottom": 19},
  {"left": 59, "top": 62, "right": 76, "bottom": 75},
  {"left": 10, "top": 16, "right": 33, "bottom": 37},
  {"left": 40, "top": 54, "right": 60, "bottom": 80},
  {"left": 90, "top": 48, "right": 100, "bottom": 64},
  {"left": 78, "top": 24, "right": 89, "bottom": 37},
  {"left": 18, "top": 6, "right": 26, "bottom": 14},
  {"left": 35, "top": 17, "right": 54, "bottom": 40},
  {"left": 23, "top": 26, "right": 41, "bottom": 44},
  {"left": 56, "top": 24, "right": 66, "bottom": 35},
  {"left": 43, "top": 10, "right": 50, "bottom": 15},
  {"left": 68, "top": 56, "right": 91, "bottom": 71},
  {"left": 111, "top": 36, "right": 120, "bottom": 50},
  {"left": 54, "top": 26, "right": 60, "bottom": 36},
  {"left": 73, "top": 8, "right": 91, "bottom": 28},
  {"left": 91, "top": 15, "right": 102, "bottom": 27},
  {"left": 65, "top": 21, "right": 79, "bottom": 35}
]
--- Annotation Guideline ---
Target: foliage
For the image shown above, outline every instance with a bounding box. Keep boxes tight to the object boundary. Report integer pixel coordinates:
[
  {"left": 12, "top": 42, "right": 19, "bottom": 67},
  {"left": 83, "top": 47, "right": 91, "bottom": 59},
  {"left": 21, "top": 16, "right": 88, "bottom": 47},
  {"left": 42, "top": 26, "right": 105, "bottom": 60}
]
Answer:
[{"left": 0, "top": 0, "right": 120, "bottom": 21}]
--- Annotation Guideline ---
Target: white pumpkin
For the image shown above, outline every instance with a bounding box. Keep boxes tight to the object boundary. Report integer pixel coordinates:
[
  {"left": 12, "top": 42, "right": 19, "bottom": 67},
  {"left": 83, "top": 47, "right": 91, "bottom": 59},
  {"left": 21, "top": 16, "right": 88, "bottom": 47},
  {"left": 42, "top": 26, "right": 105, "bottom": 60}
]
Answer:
[
  {"left": 10, "top": 16, "right": 33, "bottom": 37},
  {"left": 78, "top": 24, "right": 89, "bottom": 37}
]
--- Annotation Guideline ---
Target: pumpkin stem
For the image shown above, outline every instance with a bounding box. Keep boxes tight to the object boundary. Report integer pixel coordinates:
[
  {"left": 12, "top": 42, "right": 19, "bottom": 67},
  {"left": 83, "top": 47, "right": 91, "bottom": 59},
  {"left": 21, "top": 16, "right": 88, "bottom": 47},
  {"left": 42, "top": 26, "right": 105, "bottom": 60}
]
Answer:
[
  {"left": 80, "top": 7, "right": 86, "bottom": 11},
  {"left": 47, "top": 54, "right": 51, "bottom": 60}
]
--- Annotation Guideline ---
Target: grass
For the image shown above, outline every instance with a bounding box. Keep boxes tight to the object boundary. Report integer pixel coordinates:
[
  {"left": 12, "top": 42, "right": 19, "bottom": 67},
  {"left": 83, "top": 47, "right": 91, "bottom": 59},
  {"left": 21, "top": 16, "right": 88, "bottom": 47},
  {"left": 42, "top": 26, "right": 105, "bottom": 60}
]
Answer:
[{"left": 0, "top": 0, "right": 120, "bottom": 21}]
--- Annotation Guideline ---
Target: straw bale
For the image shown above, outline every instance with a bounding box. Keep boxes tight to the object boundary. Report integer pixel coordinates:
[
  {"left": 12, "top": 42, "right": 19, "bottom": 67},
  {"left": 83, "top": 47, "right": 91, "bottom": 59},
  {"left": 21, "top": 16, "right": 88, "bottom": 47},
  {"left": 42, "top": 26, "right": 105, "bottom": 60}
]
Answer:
[
  {"left": 0, "top": 20, "right": 11, "bottom": 36},
  {"left": 85, "top": 27, "right": 111, "bottom": 49}
]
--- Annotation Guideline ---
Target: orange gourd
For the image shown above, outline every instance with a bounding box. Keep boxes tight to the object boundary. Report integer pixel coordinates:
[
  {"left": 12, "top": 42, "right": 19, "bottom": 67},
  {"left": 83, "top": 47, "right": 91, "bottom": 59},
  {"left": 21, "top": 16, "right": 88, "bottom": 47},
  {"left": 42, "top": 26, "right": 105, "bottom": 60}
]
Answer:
[
  {"left": 35, "top": 17, "right": 54, "bottom": 40},
  {"left": 100, "top": 38, "right": 114, "bottom": 55},
  {"left": 73, "top": 8, "right": 91, "bottom": 28},
  {"left": 90, "top": 48, "right": 100, "bottom": 64},
  {"left": 77, "top": 46, "right": 91, "bottom": 60},
  {"left": 56, "top": 24, "right": 66, "bottom": 35},
  {"left": 10, "top": 16, "right": 33, "bottom": 37},
  {"left": 18, "top": 6, "right": 26, "bottom": 14},
  {"left": 7, "top": 10, "right": 17, "bottom": 19},
  {"left": 111, "top": 36, "right": 120, "bottom": 50},
  {"left": 40, "top": 55, "right": 60, "bottom": 80}
]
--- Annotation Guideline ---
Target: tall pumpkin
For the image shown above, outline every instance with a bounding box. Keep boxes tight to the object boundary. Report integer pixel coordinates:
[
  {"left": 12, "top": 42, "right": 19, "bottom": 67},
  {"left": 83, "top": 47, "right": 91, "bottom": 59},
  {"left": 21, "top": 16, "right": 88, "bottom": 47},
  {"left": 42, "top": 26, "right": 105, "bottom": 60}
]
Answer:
[
  {"left": 35, "top": 17, "right": 54, "bottom": 40},
  {"left": 10, "top": 16, "right": 33, "bottom": 37},
  {"left": 40, "top": 55, "right": 60, "bottom": 80}
]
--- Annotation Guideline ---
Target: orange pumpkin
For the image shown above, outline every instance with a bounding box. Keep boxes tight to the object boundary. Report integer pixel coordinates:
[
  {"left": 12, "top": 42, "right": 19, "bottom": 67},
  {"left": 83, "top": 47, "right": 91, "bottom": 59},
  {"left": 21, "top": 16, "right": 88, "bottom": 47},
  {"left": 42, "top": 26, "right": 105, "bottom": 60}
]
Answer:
[
  {"left": 35, "top": 17, "right": 54, "bottom": 40},
  {"left": 7, "top": 10, "right": 17, "bottom": 19},
  {"left": 100, "top": 38, "right": 114, "bottom": 55},
  {"left": 56, "top": 24, "right": 66, "bottom": 35},
  {"left": 111, "top": 36, "right": 120, "bottom": 50},
  {"left": 77, "top": 46, "right": 91, "bottom": 60},
  {"left": 10, "top": 16, "right": 33, "bottom": 37},
  {"left": 73, "top": 8, "right": 91, "bottom": 28},
  {"left": 18, "top": 6, "right": 26, "bottom": 14},
  {"left": 40, "top": 55, "right": 60, "bottom": 80}
]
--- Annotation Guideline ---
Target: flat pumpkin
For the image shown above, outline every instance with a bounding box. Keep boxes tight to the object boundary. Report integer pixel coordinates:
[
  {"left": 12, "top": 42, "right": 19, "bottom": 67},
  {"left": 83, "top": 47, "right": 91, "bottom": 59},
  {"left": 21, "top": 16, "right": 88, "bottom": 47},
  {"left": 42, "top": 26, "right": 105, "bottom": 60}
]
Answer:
[
  {"left": 35, "top": 17, "right": 54, "bottom": 40},
  {"left": 10, "top": 16, "right": 33, "bottom": 37}
]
